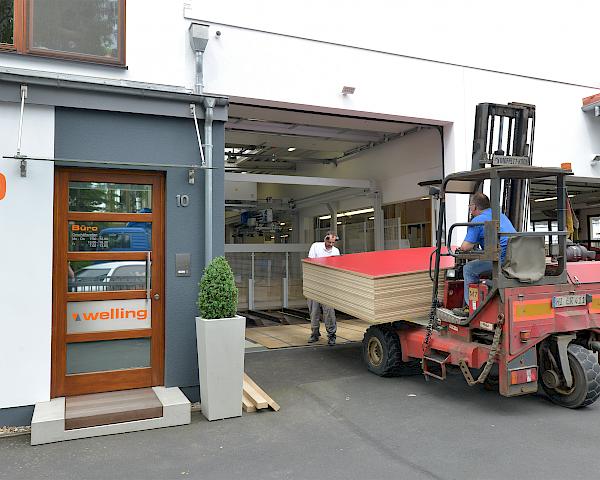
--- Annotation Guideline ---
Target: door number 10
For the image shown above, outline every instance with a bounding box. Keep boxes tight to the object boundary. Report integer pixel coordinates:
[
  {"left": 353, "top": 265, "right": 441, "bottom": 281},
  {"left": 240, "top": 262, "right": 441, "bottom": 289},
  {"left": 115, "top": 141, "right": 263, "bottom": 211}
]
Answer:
[{"left": 176, "top": 194, "right": 190, "bottom": 207}]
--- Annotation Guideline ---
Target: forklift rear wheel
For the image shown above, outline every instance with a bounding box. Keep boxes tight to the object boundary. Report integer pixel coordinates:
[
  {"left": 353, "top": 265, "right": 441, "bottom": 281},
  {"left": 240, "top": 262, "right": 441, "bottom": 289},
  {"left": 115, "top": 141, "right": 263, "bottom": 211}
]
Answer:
[
  {"left": 362, "top": 325, "right": 418, "bottom": 377},
  {"left": 542, "top": 344, "right": 600, "bottom": 408}
]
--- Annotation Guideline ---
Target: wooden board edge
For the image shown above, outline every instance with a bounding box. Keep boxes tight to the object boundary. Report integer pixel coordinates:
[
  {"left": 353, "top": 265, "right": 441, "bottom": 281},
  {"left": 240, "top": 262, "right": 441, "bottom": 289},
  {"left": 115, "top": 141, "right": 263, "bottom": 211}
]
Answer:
[
  {"left": 243, "top": 380, "right": 269, "bottom": 409},
  {"left": 244, "top": 373, "right": 280, "bottom": 412}
]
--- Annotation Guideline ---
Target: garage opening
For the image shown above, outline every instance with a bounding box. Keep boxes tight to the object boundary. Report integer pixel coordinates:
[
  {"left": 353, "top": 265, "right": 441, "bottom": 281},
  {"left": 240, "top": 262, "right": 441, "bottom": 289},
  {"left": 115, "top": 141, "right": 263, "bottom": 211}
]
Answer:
[
  {"left": 530, "top": 175, "right": 600, "bottom": 258},
  {"left": 223, "top": 103, "right": 443, "bottom": 350}
]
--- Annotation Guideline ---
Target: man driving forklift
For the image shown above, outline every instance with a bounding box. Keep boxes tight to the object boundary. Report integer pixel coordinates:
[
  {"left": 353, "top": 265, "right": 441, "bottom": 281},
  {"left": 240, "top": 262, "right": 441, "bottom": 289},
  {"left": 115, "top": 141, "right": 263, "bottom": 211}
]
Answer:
[{"left": 452, "top": 192, "right": 516, "bottom": 317}]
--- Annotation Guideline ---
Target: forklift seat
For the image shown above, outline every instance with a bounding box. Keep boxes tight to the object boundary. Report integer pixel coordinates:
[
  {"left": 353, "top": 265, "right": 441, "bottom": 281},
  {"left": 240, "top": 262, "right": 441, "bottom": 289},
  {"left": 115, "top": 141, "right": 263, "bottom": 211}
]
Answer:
[{"left": 501, "top": 236, "right": 546, "bottom": 283}]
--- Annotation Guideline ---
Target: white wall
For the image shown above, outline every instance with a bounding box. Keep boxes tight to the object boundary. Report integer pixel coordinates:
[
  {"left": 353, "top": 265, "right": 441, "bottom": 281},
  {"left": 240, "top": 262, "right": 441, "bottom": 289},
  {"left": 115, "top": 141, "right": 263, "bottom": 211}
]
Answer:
[
  {"left": 0, "top": 1, "right": 195, "bottom": 90},
  {"left": 0, "top": 103, "right": 54, "bottom": 409},
  {"left": 189, "top": 0, "right": 600, "bottom": 88},
  {"left": 3, "top": 1, "right": 598, "bottom": 93},
  {"left": 184, "top": 7, "right": 600, "bottom": 231}
]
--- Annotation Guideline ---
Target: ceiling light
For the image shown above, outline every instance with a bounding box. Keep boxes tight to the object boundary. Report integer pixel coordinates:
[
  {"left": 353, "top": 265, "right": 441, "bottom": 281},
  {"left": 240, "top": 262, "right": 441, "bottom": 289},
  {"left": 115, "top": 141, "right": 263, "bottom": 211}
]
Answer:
[
  {"left": 337, "top": 221, "right": 342, "bottom": 224},
  {"left": 280, "top": 222, "right": 286, "bottom": 225},
  {"left": 534, "top": 197, "right": 557, "bottom": 202},
  {"left": 287, "top": 147, "right": 296, "bottom": 152},
  {"left": 342, "top": 208, "right": 374, "bottom": 216},
  {"left": 368, "top": 216, "right": 374, "bottom": 220},
  {"left": 318, "top": 208, "right": 375, "bottom": 220},
  {"left": 420, "top": 197, "right": 430, "bottom": 200}
]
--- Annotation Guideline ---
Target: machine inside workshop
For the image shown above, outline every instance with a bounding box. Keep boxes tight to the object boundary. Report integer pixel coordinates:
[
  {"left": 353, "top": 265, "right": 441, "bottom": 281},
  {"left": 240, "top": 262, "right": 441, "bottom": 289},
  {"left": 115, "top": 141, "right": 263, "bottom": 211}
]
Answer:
[{"left": 362, "top": 102, "right": 600, "bottom": 408}]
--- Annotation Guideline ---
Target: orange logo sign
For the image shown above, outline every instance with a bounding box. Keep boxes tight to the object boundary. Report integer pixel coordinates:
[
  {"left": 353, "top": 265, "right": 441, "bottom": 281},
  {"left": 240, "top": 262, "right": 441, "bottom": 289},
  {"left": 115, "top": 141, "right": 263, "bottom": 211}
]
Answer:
[
  {"left": 71, "top": 224, "right": 99, "bottom": 232},
  {"left": 72, "top": 307, "right": 148, "bottom": 322},
  {"left": 0, "top": 173, "right": 5, "bottom": 201}
]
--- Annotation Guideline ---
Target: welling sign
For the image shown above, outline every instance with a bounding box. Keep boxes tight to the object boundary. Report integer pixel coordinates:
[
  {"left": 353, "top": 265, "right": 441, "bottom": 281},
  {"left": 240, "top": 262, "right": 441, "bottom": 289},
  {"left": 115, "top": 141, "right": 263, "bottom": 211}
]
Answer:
[{"left": 67, "top": 299, "right": 151, "bottom": 334}]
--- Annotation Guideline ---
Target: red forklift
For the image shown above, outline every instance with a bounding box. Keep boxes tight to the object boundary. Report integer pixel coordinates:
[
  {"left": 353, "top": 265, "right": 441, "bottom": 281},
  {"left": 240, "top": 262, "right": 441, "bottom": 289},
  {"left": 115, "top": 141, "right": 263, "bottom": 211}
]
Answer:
[{"left": 362, "top": 103, "right": 600, "bottom": 408}]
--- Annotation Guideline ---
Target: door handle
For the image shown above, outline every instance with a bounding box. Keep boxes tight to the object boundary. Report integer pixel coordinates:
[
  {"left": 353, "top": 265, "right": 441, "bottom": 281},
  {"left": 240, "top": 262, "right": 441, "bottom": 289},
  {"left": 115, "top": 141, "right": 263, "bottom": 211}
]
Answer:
[
  {"left": 153, "top": 293, "right": 160, "bottom": 301},
  {"left": 146, "top": 251, "right": 152, "bottom": 301}
]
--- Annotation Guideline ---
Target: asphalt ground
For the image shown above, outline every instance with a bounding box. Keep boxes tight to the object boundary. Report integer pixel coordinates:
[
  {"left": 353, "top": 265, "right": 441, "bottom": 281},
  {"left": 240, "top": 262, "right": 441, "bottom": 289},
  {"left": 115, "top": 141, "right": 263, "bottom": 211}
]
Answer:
[{"left": 1, "top": 342, "right": 599, "bottom": 480}]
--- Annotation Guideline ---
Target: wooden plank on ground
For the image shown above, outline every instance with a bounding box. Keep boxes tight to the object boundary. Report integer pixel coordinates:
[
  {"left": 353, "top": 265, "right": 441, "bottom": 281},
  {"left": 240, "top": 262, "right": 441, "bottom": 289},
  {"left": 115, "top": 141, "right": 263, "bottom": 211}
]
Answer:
[
  {"left": 244, "top": 373, "right": 280, "bottom": 412},
  {"left": 245, "top": 328, "right": 291, "bottom": 349},
  {"left": 243, "top": 377, "right": 268, "bottom": 409},
  {"left": 242, "top": 391, "right": 257, "bottom": 412},
  {"left": 335, "top": 324, "right": 366, "bottom": 342}
]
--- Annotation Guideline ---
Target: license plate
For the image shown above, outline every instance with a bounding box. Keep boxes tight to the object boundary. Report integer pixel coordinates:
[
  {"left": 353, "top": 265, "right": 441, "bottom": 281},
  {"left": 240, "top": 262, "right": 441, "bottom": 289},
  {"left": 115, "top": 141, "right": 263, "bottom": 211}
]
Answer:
[{"left": 552, "top": 294, "right": 587, "bottom": 308}]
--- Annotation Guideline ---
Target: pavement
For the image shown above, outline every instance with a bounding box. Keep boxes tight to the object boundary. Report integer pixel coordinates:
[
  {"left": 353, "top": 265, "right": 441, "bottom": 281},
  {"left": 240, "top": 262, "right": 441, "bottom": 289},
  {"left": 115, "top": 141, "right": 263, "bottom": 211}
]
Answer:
[{"left": 1, "top": 342, "right": 599, "bottom": 480}]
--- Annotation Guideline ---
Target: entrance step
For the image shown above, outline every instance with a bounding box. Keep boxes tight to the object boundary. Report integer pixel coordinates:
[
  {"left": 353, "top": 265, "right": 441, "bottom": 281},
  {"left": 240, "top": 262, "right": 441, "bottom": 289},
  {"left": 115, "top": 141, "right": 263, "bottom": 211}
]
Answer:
[
  {"left": 31, "top": 387, "right": 190, "bottom": 446},
  {"left": 65, "top": 388, "right": 163, "bottom": 430}
]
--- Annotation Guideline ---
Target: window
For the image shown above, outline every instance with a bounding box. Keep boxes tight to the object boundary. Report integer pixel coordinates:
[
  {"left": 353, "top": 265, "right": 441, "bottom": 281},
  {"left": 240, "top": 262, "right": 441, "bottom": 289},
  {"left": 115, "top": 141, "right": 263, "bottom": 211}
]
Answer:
[
  {"left": 0, "top": 0, "right": 13, "bottom": 45},
  {"left": 0, "top": 0, "right": 125, "bottom": 66},
  {"left": 590, "top": 216, "right": 600, "bottom": 240}
]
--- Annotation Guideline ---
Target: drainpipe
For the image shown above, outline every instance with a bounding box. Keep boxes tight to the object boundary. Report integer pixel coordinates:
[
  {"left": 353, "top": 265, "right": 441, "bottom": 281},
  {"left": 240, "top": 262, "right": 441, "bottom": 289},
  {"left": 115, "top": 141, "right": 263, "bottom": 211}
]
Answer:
[
  {"left": 189, "top": 23, "right": 209, "bottom": 94},
  {"left": 188, "top": 23, "right": 213, "bottom": 264},
  {"left": 194, "top": 50, "right": 204, "bottom": 94},
  {"left": 204, "top": 97, "right": 215, "bottom": 265}
]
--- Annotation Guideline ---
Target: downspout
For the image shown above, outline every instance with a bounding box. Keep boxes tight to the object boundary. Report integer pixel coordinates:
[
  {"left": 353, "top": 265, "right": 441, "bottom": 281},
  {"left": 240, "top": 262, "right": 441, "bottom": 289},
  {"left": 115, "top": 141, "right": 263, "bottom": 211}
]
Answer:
[
  {"left": 194, "top": 51, "right": 204, "bottom": 95},
  {"left": 203, "top": 97, "right": 215, "bottom": 264},
  {"left": 188, "top": 22, "right": 214, "bottom": 264}
]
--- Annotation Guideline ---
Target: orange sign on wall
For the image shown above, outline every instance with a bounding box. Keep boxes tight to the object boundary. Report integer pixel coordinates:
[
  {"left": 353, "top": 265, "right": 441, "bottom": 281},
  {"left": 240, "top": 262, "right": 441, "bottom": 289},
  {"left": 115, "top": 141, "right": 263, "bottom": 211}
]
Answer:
[{"left": 0, "top": 173, "right": 6, "bottom": 201}]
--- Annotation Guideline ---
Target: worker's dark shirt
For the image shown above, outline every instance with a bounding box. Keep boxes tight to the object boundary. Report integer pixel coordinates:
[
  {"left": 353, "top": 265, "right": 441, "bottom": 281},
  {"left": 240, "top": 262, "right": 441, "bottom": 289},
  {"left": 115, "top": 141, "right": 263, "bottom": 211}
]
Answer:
[{"left": 464, "top": 208, "right": 516, "bottom": 262}]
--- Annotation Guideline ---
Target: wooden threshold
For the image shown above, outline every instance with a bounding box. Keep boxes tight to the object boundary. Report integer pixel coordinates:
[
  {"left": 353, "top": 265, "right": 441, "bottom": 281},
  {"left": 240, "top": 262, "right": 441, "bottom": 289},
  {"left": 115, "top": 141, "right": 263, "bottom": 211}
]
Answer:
[{"left": 65, "top": 387, "right": 163, "bottom": 430}]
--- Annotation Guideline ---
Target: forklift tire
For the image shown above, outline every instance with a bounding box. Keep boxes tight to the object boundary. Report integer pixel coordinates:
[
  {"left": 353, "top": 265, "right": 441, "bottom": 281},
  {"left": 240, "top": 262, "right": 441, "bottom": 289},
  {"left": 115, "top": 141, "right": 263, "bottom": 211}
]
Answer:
[
  {"left": 362, "top": 325, "right": 419, "bottom": 377},
  {"left": 542, "top": 344, "right": 600, "bottom": 408}
]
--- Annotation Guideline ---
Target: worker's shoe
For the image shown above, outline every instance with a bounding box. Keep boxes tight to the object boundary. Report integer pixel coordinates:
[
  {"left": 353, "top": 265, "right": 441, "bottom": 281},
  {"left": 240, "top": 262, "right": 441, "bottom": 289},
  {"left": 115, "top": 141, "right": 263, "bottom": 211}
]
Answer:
[
  {"left": 307, "top": 330, "right": 320, "bottom": 343},
  {"left": 452, "top": 305, "right": 470, "bottom": 318},
  {"left": 327, "top": 335, "right": 336, "bottom": 346}
]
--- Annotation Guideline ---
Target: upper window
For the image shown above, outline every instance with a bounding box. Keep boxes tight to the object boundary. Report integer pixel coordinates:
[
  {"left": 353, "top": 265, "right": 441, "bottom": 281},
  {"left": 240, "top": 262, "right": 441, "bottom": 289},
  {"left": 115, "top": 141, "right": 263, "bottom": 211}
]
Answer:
[{"left": 0, "top": 0, "right": 125, "bottom": 66}]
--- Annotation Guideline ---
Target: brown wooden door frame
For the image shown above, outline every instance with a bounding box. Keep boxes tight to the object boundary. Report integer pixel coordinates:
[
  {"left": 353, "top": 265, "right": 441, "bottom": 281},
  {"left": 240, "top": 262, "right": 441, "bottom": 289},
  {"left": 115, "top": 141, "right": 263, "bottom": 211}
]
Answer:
[{"left": 51, "top": 168, "right": 165, "bottom": 397}]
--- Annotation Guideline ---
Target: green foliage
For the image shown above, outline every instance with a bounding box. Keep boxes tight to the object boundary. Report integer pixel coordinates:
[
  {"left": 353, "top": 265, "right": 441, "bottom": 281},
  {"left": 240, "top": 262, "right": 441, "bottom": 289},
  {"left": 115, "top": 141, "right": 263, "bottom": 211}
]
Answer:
[
  {"left": 197, "top": 257, "right": 238, "bottom": 319},
  {"left": 0, "top": 0, "right": 14, "bottom": 45}
]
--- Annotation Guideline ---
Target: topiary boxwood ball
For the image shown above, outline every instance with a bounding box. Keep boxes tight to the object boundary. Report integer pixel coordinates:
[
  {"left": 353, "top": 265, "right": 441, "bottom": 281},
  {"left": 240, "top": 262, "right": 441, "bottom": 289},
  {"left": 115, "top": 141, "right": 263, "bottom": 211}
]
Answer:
[{"left": 197, "top": 256, "right": 238, "bottom": 319}]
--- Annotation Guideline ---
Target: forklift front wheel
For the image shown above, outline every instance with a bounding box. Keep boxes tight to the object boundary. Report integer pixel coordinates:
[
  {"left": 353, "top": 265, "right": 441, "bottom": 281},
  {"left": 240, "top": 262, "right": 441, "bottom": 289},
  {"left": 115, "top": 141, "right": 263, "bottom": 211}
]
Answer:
[
  {"left": 362, "top": 325, "right": 418, "bottom": 377},
  {"left": 542, "top": 344, "right": 600, "bottom": 408}
]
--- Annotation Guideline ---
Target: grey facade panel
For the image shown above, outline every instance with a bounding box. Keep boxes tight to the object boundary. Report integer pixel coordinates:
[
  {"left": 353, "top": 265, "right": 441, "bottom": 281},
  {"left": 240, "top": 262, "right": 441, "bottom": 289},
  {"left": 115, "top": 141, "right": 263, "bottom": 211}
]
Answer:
[
  {"left": 54, "top": 107, "right": 225, "bottom": 389},
  {"left": 0, "top": 405, "right": 34, "bottom": 427}
]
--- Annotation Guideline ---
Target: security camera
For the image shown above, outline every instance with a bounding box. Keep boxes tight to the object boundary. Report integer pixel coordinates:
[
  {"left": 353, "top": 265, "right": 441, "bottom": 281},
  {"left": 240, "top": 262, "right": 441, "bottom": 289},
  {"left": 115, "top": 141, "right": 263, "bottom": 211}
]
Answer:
[
  {"left": 592, "top": 155, "right": 600, "bottom": 165},
  {"left": 215, "top": 30, "right": 222, "bottom": 37}
]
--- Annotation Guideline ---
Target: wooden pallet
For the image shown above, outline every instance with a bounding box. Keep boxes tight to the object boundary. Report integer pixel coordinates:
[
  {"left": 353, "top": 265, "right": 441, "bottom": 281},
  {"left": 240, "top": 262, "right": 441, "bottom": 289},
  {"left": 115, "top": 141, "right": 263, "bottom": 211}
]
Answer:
[{"left": 242, "top": 373, "right": 280, "bottom": 413}]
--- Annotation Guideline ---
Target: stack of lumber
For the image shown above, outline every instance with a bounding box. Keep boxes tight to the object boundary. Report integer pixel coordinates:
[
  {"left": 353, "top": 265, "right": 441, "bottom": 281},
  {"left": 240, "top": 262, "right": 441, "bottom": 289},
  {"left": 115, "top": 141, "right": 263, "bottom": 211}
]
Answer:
[
  {"left": 302, "top": 247, "right": 454, "bottom": 324},
  {"left": 242, "top": 373, "right": 280, "bottom": 413}
]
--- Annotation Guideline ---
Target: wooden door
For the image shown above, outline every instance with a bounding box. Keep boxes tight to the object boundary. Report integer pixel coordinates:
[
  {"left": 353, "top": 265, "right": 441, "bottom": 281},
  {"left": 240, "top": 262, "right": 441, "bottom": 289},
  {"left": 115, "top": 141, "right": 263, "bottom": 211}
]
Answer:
[{"left": 52, "top": 168, "right": 165, "bottom": 397}]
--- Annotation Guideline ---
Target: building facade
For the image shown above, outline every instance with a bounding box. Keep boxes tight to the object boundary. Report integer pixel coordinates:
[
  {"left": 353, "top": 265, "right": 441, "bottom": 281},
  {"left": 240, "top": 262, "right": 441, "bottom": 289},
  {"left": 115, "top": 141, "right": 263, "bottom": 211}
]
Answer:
[{"left": 1, "top": 0, "right": 599, "bottom": 426}]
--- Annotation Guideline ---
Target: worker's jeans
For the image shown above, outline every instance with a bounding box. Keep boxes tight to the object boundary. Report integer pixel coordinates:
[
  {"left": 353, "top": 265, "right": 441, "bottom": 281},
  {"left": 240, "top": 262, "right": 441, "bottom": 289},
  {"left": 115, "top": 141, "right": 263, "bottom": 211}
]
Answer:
[
  {"left": 463, "top": 260, "right": 493, "bottom": 305},
  {"left": 308, "top": 300, "right": 337, "bottom": 338}
]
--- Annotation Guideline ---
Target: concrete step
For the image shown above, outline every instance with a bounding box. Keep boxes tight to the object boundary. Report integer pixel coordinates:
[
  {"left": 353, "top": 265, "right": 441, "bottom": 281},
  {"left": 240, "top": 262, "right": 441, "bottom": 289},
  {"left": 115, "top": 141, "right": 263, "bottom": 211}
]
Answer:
[{"left": 31, "top": 387, "right": 190, "bottom": 446}]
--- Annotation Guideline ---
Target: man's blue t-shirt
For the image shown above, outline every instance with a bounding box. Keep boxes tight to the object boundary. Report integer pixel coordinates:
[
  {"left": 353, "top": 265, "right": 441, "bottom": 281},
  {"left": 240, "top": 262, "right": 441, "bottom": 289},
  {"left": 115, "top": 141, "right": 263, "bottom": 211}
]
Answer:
[{"left": 464, "top": 208, "right": 516, "bottom": 262}]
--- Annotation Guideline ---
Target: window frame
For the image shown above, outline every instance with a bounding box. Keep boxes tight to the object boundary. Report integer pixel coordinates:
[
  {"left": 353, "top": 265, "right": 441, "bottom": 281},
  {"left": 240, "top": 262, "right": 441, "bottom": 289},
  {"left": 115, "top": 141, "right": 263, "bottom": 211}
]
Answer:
[{"left": 0, "top": 0, "right": 126, "bottom": 66}]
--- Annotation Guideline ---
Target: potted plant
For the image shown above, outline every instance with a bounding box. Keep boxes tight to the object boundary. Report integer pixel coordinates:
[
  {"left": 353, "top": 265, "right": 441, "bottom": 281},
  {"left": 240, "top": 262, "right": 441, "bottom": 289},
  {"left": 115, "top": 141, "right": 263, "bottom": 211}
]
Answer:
[{"left": 196, "top": 256, "right": 246, "bottom": 421}]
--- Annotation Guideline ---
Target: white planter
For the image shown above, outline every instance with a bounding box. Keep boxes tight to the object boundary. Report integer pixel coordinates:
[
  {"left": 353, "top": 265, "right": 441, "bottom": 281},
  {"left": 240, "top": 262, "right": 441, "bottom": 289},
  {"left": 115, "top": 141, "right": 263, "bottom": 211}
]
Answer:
[{"left": 195, "top": 314, "right": 246, "bottom": 421}]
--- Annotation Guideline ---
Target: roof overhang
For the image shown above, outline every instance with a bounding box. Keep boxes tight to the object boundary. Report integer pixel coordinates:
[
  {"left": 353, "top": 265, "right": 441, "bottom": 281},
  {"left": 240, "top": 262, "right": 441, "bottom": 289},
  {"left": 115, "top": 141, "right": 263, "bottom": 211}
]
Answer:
[{"left": 582, "top": 92, "right": 600, "bottom": 115}]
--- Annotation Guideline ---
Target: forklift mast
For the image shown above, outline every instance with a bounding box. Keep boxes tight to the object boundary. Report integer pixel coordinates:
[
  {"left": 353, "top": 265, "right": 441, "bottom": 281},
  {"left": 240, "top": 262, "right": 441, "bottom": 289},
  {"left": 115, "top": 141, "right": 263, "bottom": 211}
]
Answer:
[{"left": 471, "top": 103, "right": 536, "bottom": 231}]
